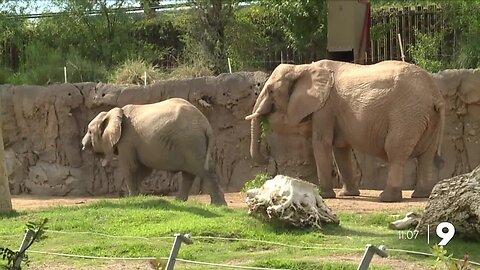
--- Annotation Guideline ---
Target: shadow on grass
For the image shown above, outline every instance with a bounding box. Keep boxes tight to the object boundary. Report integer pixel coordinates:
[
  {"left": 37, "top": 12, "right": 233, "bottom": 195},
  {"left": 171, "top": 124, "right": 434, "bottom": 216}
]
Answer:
[
  {"left": 0, "top": 210, "right": 24, "bottom": 219},
  {"left": 89, "top": 196, "right": 222, "bottom": 218},
  {"left": 253, "top": 216, "right": 385, "bottom": 238}
]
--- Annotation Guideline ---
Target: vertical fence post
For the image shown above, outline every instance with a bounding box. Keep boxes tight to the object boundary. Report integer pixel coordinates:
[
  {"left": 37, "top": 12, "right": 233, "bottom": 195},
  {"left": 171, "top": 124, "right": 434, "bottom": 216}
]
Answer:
[
  {"left": 64, "top": 66, "right": 67, "bottom": 83},
  {"left": 357, "top": 244, "right": 388, "bottom": 270},
  {"left": 144, "top": 71, "right": 147, "bottom": 86},
  {"left": 13, "top": 229, "right": 35, "bottom": 269},
  {"left": 397, "top": 33, "right": 406, "bottom": 61},
  {"left": 166, "top": 233, "right": 193, "bottom": 270},
  {"left": 227, "top": 58, "right": 232, "bottom": 74}
]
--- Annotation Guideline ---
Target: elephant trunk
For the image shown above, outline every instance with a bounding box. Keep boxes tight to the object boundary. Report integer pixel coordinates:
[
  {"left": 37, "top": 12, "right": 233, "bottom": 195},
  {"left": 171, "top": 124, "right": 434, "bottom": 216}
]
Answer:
[
  {"left": 81, "top": 133, "right": 92, "bottom": 151},
  {"left": 250, "top": 116, "right": 268, "bottom": 165}
]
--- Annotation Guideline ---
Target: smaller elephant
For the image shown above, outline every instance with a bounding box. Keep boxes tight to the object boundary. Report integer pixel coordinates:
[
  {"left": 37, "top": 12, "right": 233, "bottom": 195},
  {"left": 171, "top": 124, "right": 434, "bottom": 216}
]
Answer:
[{"left": 81, "top": 98, "right": 227, "bottom": 206}]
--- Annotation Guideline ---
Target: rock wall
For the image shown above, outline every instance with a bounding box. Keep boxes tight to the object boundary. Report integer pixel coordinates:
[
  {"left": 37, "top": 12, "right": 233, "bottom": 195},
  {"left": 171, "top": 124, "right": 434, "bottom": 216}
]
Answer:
[{"left": 1, "top": 69, "right": 479, "bottom": 196}]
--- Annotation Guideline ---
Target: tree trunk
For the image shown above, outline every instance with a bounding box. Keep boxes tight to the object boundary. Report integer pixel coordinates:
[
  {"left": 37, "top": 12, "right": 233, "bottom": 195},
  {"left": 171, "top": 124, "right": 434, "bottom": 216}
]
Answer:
[{"left": 0, "top": 97, "right": 12, "bottom": 213}]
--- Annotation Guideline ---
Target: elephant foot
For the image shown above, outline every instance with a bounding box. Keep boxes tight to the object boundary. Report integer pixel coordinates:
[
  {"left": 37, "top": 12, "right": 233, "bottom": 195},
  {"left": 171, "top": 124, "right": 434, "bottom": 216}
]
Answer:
[
  {"left": 379, "top": 188, "right": 402, "bottom": 202},
  {"left": 338, "top": 187, "right": 360, "bottom": 197},
  {"left": 320, "top": 189, "right": 336, "bottom": 199},
  {"left": 211, "top": 197, "right": 228, "bottom": 206},
  {"left": 411, "top": 189, "right": 432, "bottom": 198}
]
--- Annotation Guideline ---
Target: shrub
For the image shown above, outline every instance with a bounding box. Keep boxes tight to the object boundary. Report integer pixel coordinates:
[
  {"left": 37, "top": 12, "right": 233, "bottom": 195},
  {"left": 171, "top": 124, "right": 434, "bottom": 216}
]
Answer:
[
  {"left": 11, "top": 41, "right": 65, "bottom": 85},
  {"left": 65, "top": 49, "right": 108, "bottom": 83},
  {"left": 109, "top": 58, "right": 159, "bottom": 85},
  {"left": 409, "top": 31, "right": 448, "bottom": 72},
  {"left": 0, "top": 218, "right": 47, "bottom": 270},
  {"left": 431, "top": 245, "right": 473, "bottom": 270},
  {"left": 166, "top": 64, "right": 214, "bottom": 80},
  {"left": 241, "top": 173, "right": 272, "bottom": 193},
  {"left": 0, "top": 67, "right": 14, "bottom": 84}
]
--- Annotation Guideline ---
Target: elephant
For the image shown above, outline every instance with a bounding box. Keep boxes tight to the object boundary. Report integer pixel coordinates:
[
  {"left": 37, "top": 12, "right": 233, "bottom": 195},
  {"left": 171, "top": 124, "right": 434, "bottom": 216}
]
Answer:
[
  {"left": 245, "top": 60, "right": 446, "bottom": 202},
  {"left": 81, "top": 98, "right": 227, "bottom": 206}
]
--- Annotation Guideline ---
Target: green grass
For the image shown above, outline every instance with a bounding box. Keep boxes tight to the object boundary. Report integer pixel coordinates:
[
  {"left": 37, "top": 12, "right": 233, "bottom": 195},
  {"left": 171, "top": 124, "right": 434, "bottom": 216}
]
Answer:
[{"left": 0, "top": 195, "right": 479, "bottom": 269}]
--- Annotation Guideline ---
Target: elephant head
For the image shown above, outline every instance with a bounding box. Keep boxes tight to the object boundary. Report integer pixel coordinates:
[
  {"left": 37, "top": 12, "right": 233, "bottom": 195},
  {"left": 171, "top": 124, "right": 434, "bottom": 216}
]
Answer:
[
  {"left": 245, "top": 63, "right": 335, "bottom": 164},
  {"left": 81, "top": 108, "right": 123, "bottom": 167}
]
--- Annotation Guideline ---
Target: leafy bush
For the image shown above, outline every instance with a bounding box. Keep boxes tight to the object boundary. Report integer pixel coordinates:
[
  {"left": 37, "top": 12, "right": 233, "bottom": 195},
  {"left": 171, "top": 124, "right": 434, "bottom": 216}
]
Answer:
[
  {"left": 0, "top": 67, "right": 14, "bottom": 84},
  {"left": 431, "top": 245, "right": 474, "bottom": 270},
  {"left": 10, "top": 41, "right": 65, "bottom": 85},
  {"left": 0, "top": 218, "right": 47, "bottom": 270},
  {"left": 409, "top": 31, "right": 447, "bottom": 72},
  {"left": 65, "top": 49, "right": 108, "bottom": 83},
  {"left": 166, "top": 63, "right": 214, "bottom": 80},
  {"left": 109, "top": 58, "right": 159, "bottom": 85},
  {"left": 241, "top": 173, "right": 272, "bottom": 193}
]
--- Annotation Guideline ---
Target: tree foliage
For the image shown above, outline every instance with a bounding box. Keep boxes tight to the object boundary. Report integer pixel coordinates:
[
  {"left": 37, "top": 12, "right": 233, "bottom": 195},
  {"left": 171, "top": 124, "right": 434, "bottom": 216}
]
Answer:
[
  {"left": 1, "top": 0, "right": 480, "bottom": 84},
  {"left": 258, "top": 0, "right": 328, "bottom": 53}
]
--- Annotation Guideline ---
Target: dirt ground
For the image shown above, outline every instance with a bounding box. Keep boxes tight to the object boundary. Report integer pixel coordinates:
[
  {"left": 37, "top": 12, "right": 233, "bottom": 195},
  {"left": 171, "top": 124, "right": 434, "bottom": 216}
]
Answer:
[{"left": 11, "top": 189, "right": 427, "bottom": 213}]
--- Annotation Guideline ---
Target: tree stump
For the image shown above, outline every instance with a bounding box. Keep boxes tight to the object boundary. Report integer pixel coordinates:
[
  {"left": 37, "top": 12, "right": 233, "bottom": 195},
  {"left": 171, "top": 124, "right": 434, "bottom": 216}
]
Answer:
[
  {"left": 416, "top": 166, "right": 480, "bottom": 240},
  {"left": 245, "top": 175, "right": 339, "bottom": 229}
]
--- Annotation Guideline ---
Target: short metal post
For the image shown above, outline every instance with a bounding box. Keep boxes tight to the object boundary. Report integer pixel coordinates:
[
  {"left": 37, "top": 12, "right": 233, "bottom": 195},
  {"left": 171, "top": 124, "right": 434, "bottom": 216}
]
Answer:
[
  {"left": 357, "top": 244, "right": 388, "bottom": 270},
  {"left": 13, "top": 229, "right": 35, "bottom": 269},
  {"left": 166, "top": 233, "right": 193, "bottom": 270}
]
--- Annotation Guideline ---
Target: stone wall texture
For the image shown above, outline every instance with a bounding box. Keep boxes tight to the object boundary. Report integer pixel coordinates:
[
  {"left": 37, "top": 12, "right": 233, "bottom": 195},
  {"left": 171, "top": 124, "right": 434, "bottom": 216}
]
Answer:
[{"left": 1, "top": 69, "right": 479, "bottom": 196}]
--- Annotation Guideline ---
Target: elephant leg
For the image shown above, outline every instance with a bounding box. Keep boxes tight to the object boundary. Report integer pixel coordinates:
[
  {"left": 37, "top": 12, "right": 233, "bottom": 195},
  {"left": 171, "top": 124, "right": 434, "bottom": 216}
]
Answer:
[
  {"left": 202, "top": 169, "right": 227, "bottom": 206},
  {"left": 176, "top": 171, "right": 196, "bottom": 202},
  {"left": 207, "top": 172, "right": 227, "bottom": 205},
  {"left": 122, "top": 168, "right": 139, "bottom": 197},
  {"left": 312, "top": 113, "right": 336, "bottom": 198},
  {"left": 412, "top": 141, "right": 438, "bottom": 198},
  {"left": 382, "top": 130, "right": 419, "bottom": 202},
  {"left": 334, "top": 147, "right": 359, "bottom": 196},
  {"left": 381, "top": 162, "right": 405, "bottom": 202},
  {"left": 312, "top": 135, "right": 336, "bottom": 199}
]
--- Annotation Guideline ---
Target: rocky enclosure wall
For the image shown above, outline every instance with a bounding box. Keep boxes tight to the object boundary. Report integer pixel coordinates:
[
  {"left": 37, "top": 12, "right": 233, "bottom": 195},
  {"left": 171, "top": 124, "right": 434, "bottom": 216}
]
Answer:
[{"left": 1, "top": 69, "right": 479, "bottom": 196}]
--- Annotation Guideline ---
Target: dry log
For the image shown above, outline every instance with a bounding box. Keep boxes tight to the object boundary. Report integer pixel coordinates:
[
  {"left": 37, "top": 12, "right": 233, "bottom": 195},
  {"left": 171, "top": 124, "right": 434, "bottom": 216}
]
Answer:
[
  {"left": 245, "top": 175, "right": 339, "bottom": 229},
  {"left": 416, "top": 166, "right": 480, "bottom": 240}
]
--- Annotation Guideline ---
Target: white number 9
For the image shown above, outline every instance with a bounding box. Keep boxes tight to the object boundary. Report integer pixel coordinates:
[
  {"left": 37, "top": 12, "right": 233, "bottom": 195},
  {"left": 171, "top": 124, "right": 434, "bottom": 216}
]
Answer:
[{"left": 436, "top": 222, "right": 455, "bottom": 246}]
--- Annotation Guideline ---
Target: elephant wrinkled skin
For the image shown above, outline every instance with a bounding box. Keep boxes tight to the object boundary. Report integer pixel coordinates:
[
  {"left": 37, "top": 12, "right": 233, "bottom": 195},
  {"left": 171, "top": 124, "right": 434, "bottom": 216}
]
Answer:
[
  {"left": 246, "top": 60, "right": 446, "bottom": 202},
  {"left": 81, "top": 98, "right": 227, "bottom": 206}
]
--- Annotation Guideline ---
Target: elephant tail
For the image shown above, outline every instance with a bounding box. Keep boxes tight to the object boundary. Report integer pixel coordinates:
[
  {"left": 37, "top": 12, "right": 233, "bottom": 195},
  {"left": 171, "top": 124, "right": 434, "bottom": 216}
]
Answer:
[
  {"left": 434, "top": 100, "right": 446, "bottom": 168},
  {"left": 204, "top": 126, "right": 214, "bottom": 171}
]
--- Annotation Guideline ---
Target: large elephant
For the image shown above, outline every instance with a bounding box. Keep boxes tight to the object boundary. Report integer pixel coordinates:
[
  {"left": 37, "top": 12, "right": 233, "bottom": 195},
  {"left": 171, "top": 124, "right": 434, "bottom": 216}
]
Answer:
[
  {"left": 81, "top": 98, "right": 227, "bottom": 206},
  {"left": 245, "top": 60, "right": 445, "bottom": 202}
]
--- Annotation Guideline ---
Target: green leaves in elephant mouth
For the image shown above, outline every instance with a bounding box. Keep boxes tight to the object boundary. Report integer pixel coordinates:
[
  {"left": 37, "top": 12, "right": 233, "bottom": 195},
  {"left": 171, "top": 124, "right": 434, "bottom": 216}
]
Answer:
[{"left": 260, "top": 116, "right": 271, "bottom": 139}]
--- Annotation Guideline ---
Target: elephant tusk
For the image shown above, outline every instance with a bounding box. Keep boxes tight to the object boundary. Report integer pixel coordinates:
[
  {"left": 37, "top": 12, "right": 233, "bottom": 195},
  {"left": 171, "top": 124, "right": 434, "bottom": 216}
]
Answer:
[
  {"left": 245, "top": 112, "right": 260, "bottom": 120},
  {"left": 82, "top": 146, "right": 86, "bottom": 151}
]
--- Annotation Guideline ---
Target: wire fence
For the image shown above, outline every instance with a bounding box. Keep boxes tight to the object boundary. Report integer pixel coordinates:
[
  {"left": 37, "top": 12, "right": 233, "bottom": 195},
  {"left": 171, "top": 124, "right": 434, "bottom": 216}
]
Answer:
[{"left": 2, "top": 229, "right": 475, "bottom": 269}]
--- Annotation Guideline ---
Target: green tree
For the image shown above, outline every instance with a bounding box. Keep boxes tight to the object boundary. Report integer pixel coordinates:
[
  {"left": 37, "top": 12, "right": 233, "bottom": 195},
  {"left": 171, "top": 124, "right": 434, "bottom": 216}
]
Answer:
[
  {"left": 178, "top": 0, "right": 240, "bottom": 74},
  {"left": 258, "top": 0, "right": 328, "bottom": 56}
]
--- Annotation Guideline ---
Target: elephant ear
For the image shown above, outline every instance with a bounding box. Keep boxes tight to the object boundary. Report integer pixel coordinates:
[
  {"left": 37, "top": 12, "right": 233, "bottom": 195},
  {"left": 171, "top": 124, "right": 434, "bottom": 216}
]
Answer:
[
  {"left": 100, "top": 107, "right": 123, "bottom": 153},
  {"left": 285, "top": 66, "right": 334, "bottom": 125}
]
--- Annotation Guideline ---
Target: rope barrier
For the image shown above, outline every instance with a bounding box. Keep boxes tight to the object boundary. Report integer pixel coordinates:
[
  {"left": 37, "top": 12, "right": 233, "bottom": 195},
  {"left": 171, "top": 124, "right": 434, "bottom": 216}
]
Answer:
[{"left": 388, "top": 248, "right": 480, "bottom": 266}]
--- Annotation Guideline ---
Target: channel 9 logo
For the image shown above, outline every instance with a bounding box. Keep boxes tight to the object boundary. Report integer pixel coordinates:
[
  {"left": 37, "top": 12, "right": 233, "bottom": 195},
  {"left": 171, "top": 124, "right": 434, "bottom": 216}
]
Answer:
[{"left": 398, "top": 222, "right": 455, "bottom": 245}]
